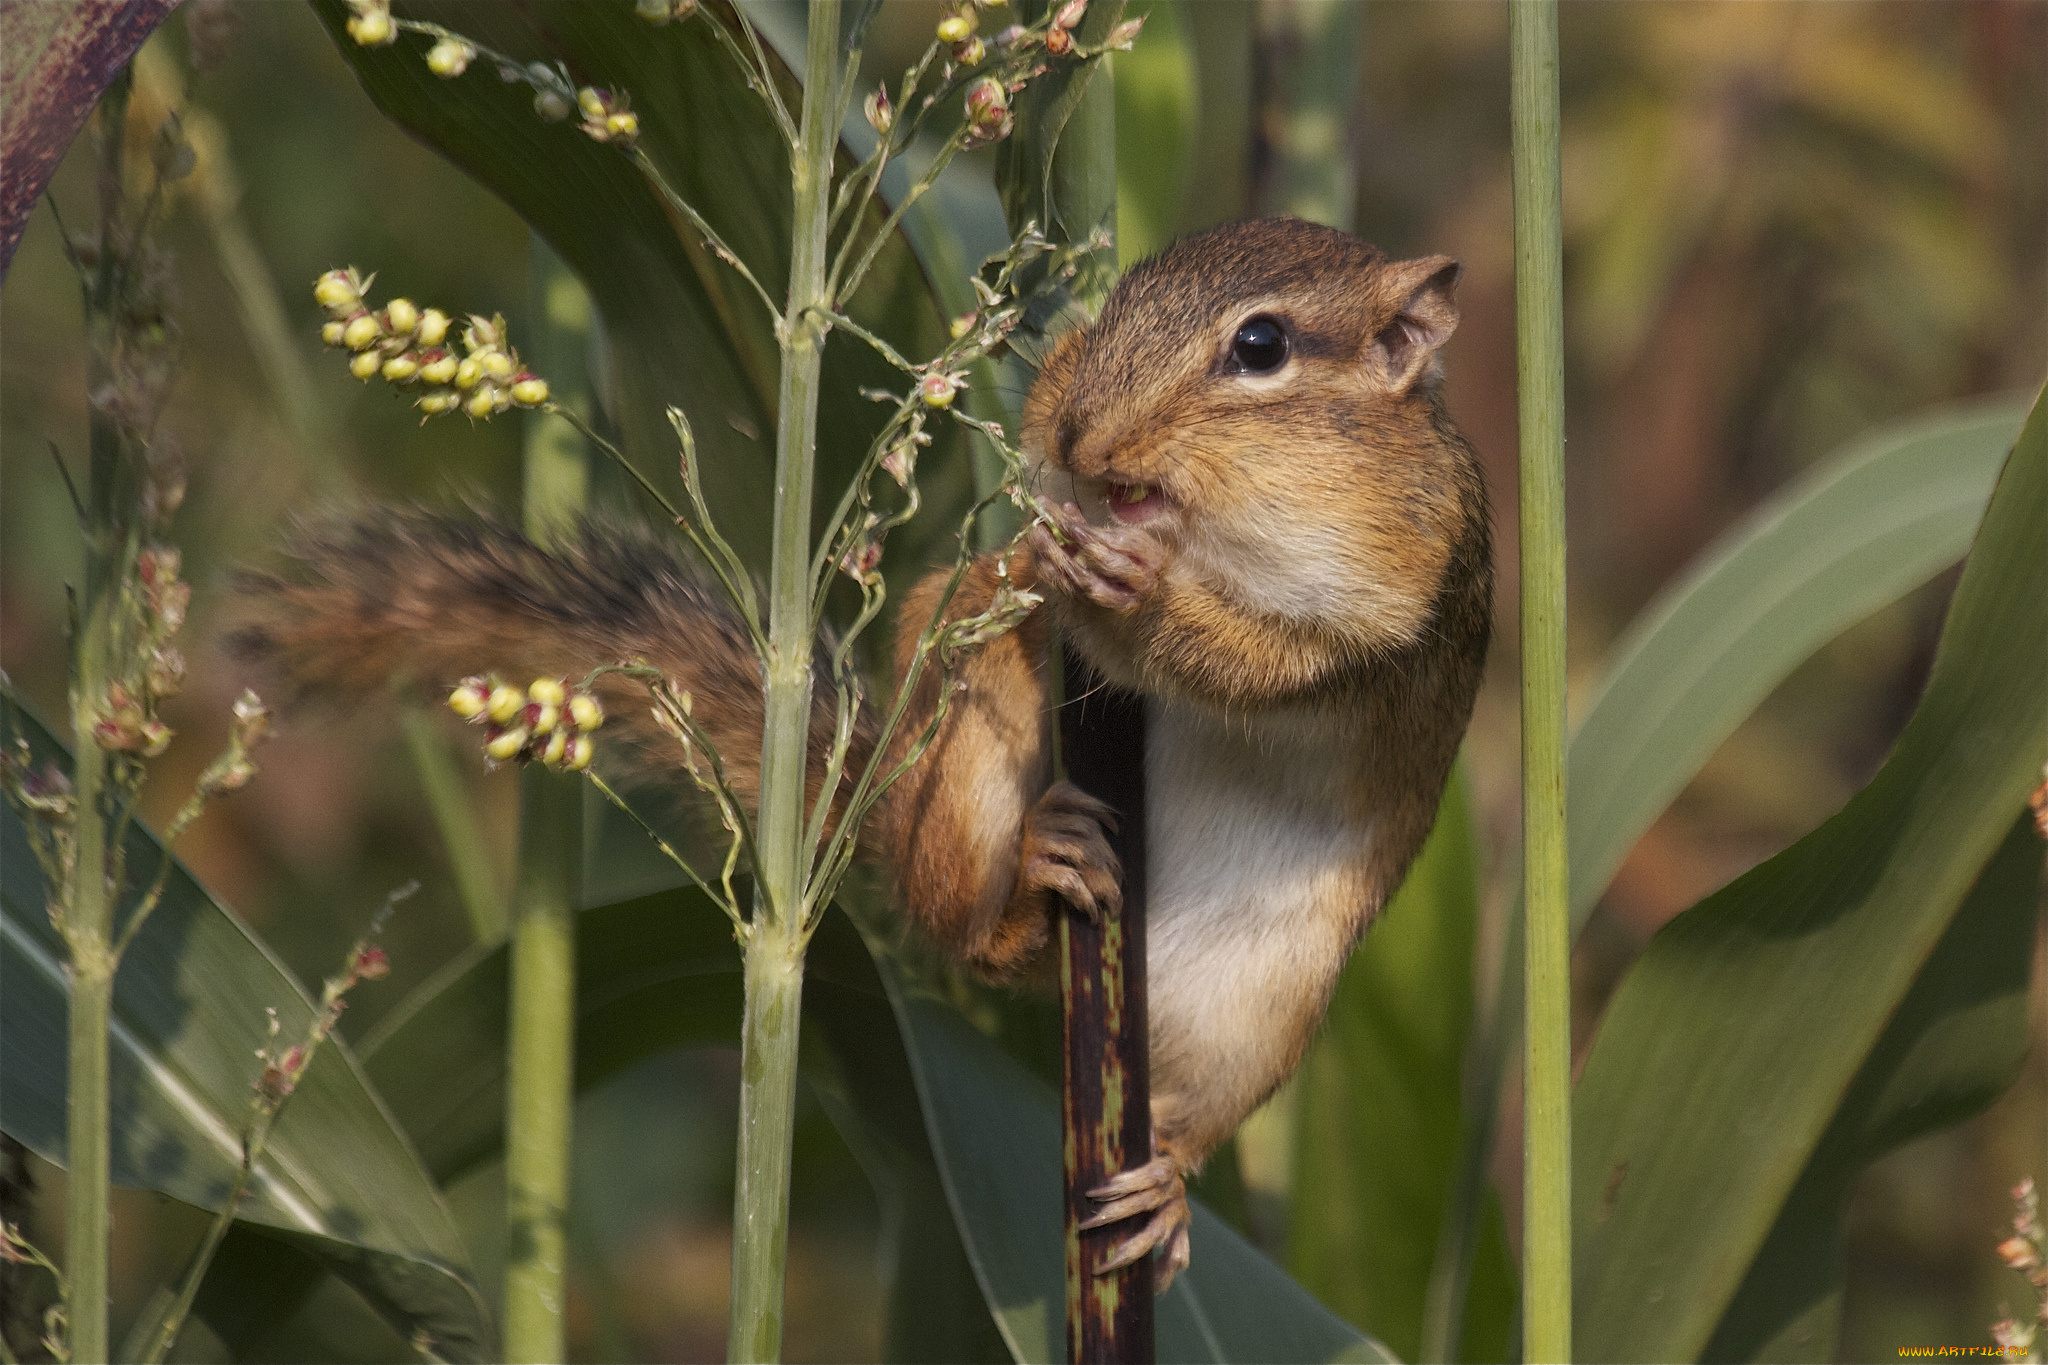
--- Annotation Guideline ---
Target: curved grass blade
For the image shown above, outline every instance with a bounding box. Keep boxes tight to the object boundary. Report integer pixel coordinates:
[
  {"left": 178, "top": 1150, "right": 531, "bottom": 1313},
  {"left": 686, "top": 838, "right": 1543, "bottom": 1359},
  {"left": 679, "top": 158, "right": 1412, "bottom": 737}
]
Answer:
[
  {"left": 1572, "top": 389, "right": 2046, "bottom": 1363},
  {"left": 0, "top": 707, "right": 494, "bottom": 1361}
]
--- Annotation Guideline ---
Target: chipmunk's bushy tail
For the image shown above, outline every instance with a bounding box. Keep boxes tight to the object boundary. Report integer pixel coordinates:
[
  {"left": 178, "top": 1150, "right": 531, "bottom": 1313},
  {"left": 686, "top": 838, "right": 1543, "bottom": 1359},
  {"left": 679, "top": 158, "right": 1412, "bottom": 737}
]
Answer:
[{"left": 227, "top": 507, "right": 871, "bottom": 818}]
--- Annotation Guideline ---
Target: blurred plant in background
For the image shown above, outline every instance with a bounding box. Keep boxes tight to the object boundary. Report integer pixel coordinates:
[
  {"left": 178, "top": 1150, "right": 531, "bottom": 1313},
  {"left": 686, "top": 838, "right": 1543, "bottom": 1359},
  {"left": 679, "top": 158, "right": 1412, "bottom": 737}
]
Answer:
[{"left": 0, "top": 2, "right": 2041, "bottom": 1361}]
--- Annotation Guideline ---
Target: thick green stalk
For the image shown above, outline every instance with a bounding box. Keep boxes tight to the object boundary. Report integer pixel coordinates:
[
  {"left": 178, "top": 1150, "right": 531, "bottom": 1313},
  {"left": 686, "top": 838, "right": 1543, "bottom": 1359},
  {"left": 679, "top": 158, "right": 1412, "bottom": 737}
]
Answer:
[
  {"left": 502, "top": 238, "right": 591, "bottom": 1363},
  {"left": 64, "top": 72, "right": 136, "bottom": 1365},
  {"left": 501, "top": 770, "right": 581, "bottom": 1363},
  {"left": 728, "top": 5, "right": 842, "bottom": 1361},
  {"left": 1510, "top": 3, "right": 1571, "bottom": 1363}
]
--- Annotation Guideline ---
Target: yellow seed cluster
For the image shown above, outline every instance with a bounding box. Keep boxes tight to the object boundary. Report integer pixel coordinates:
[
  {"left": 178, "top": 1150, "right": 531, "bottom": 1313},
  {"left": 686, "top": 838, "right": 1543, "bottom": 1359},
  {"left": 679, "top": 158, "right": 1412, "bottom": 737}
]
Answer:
[
  {"left": 448, "top": 675, "right": 603, "bottom": 772},
  {"left": 314, "top": 268, "right": 549, "bottom": 422}
]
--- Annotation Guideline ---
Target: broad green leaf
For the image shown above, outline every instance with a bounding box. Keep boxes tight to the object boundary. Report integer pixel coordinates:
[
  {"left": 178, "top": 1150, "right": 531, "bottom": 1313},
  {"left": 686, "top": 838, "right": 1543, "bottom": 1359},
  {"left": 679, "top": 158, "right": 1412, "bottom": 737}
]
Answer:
[
  {"left": 1568, "top": 393, "right": 2031, "bottom": 931},
  {"left": 313, "top": 0, "right": 975, "bottom": 587},
  {"left": 359, "top": 886, "right": 1007, "bottom": 1363},
  {"left": 1572, "top": 390, "right": 2047, "bottom": 1363},
  {"left": 0, "top": 705, "right": 494, "bottom": 1361},
  {"left": 362, "top": 880, "right": 1385, "bottom": 1363},
  {"left": 1288, "top": 769, "right": 1515, "bottom": 1364},
  {"left": 1434, "top": 393, "right": 2037, "bottom": 1347},
  {"left": 865, "top": 947, "right": 1395, "bottom": 1365}
]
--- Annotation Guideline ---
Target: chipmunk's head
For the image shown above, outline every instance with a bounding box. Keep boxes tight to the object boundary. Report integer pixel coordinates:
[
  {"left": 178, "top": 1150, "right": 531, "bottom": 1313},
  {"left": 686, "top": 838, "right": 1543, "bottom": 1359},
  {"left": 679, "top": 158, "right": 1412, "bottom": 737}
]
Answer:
[{"left": 1022, "top": 216, "right": 1487, "bottom": 656}]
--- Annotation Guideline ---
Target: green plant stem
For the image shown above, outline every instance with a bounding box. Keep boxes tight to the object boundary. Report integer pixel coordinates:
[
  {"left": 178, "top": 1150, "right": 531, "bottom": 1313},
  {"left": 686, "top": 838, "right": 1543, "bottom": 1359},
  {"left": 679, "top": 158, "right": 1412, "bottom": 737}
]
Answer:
[
  {"left": 502, "top": 768, "right": 581, "bottom": 1364},
  {"left": 1511, "top": 2, "right": 1570, "bottom": 1362},
  {"left": 63, "top": 70, "right": 138, "bottom": 1365},
  {"left": 728, "top": 5, "right": 842, "bottom": 1361},
  {"left": 502, "top": 237, "right": 592, "bottom": 1364}
]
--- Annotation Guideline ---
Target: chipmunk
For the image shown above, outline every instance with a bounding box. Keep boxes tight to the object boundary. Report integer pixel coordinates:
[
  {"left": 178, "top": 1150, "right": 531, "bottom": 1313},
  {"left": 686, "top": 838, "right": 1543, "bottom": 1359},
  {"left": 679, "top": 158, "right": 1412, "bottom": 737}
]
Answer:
[{"left": 232, "top": 216, "right": 1491, "bottom": 1288}]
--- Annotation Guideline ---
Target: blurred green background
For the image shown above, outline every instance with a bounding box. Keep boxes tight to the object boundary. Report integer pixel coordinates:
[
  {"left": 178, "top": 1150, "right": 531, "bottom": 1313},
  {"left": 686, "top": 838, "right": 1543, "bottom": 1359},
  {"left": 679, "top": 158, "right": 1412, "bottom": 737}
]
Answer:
[{"left": 1, "top": 2, "right": 2042, "bottom": 1360}]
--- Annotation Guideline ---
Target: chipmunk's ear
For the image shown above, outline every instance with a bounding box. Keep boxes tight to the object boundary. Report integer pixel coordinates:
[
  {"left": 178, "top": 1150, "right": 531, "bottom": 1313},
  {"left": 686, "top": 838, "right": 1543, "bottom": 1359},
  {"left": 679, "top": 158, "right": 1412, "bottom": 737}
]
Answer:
[{"left": 1368, "top": 256, "right": 1460, "bottom": 394}]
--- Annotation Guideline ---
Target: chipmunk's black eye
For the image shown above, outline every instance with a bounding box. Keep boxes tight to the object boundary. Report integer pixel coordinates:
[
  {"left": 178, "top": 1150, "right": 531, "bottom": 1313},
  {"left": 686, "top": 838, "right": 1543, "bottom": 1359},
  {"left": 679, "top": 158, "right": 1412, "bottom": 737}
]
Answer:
[{"left": 1229, "top": 315, "right": 1289, "bottom": 374}]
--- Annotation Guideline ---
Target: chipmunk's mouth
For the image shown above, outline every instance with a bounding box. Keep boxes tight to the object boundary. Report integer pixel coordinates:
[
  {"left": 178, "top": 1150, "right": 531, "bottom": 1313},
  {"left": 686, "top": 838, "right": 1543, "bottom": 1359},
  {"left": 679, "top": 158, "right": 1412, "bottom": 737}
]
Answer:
[{"left": 1105, "top": 481, "right": 1169, "bottom": 523}]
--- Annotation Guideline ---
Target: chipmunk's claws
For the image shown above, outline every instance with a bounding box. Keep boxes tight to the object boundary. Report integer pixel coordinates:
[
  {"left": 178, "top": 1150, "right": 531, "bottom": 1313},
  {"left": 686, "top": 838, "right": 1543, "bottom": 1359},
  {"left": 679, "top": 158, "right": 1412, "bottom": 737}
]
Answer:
[
  {"left": 1027, "top": 509, "right": 1162, "bottom": 613},
  {"left": 1022, "top": 781, "right": 1121, "bottom": 920},
  {"left": 1086, "top": 1154, "right": 1191, "bottom": 1287}
]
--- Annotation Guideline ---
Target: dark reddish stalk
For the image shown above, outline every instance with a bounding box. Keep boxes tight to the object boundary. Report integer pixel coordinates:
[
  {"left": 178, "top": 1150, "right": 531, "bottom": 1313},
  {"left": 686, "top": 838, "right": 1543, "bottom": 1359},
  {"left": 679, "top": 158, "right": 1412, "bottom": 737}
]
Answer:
[{"left": 1058, "top": 652, "right": 1155, "bottom": 1365}]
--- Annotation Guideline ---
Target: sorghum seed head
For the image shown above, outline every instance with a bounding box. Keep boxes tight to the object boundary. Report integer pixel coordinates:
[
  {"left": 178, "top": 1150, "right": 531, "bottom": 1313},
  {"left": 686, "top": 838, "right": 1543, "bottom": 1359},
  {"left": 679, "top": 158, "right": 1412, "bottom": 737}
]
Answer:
[
  {"left": 486, "top": 684, "right": 525, "bottom": 725},
  {"left": 936, "top": 13, "right": 973, "bottom": 43},
  {"left": 349, "top": 350, "right": 382, "bottom": 380},
  {"left": 466, "top": 387, "right": 499, "bottom": 419},
  {"left": 381, "top": 353, "right": 420, "bottom": 383},
  {"left": 605, "top": 110, "right": 639, "bottom": 141},
  {"left": 342, "top": 313, "right": 382, "bottom": 351},
  {"left": 416, "top": 308, "right": 450, "bottom": 346},
  {"left": 231, "top": 690, "right": 271, "bottom": 746},
  {"left": 453, "top": 356, "right": 483, "bottom": 390},
  {"left": 919, "top": 372, "right": 959, "bottom": 408},
  {"left": 485, "top": 726, "right": 529, "bottom": 761},
  {"left": 345, "top": 3, "right": 395, "bottom": 46},
  {"left": 140, "top": 720, "right": 174, "bottom": 757},
  {"left": 541, "top": 729, "right": 569, "bottom": 766},
  {"left": 568, "top": 694, "right": 604, "bottom": 731},
  {"left": 384, "top": 297, "right": 419, "bottom": 335},
  {"left": 416, "top": 389, "right": 458, "bottom": 416},
  {"left": 314, "top": 270, "right": 360, "bottom": 313},
  {"left": 321, "top": 320, "right": 346, "bottom": 347},
  {"left": 566, "top": 735, "right": 594, "bottom": 771},
  {"left": 528, "top": 678, "right": 567, "bottom": 707},
  {"left": 449, "top": 680, "right": 490, "bottom": 718},
  {"left": 510, "top": 373, "right": 549, "bottom": 406},
  {"left": 952, "top": 35, "right": 985, "bottom": 65},
  {"left": 425, "top": 37, "right": 476, "bottom": 77},
  {"left": 864, "top": 87, "right": 893, "bottom": 133},
  {"left": 479, "top": 350, "right": 515, "bottom": 380},
  {"left": 418, "top": 350, "right": 458, "bottom": 384}
]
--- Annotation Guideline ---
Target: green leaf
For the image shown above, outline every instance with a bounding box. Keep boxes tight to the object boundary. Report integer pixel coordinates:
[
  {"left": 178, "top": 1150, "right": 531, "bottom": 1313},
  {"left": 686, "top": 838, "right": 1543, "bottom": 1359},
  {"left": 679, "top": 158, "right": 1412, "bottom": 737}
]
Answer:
[
  {"left": 1572, "top": 389, "right": 2047, "bottom": 1363},
  {"left": 1567, "top": 393, "right": 2031, "bottom": 932},
  {"left": 0, "top": 705, "right": 494, "bottom": 1361},
  {"left": 363, "top": 882, "right": 1388, "bottom": 1363},
  {"left": 360, "top": 886, "right": 1007, "bottom": 1363},
  {"left": 1432, "top": 393, "right": 2037, "bottom": 1349},
  {"left": 1287, "top": 769, "right": 1515, "bottom": 1364},
  {"left": 866, "top": 947, "right": 1396, "bottom": 1365}
]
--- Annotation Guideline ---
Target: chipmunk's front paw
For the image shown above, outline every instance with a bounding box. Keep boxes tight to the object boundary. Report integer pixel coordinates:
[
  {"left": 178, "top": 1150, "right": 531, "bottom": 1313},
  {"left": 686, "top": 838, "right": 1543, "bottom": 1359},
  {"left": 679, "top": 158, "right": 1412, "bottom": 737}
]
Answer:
[
  {"left": 1020, "top": 780, "right": 1122, "bottom": 921},
  {"left": 1082, "top": 1153, "right": 1193, "bottom": 1289},
  {"left": 1029, "top": 504, "right": 1163, "bottom": 613}
]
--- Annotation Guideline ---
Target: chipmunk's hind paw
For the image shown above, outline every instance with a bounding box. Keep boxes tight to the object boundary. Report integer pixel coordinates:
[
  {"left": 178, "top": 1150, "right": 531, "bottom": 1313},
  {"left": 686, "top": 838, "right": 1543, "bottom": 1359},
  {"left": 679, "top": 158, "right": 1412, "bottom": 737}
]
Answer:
[
  {"left": 1083, "top": 1154, "right": 1192, "bottom": 1289},
  {"left": 1021, "top": 780, "right": 1122, "bottom": 920}
]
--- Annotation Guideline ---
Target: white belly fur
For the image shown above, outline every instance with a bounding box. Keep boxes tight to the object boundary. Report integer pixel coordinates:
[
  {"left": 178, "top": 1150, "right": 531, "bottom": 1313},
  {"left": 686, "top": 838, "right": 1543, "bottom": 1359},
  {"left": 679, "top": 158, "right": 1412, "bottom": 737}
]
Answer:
[{"left": 1143, "top": 696, "right": 1370, "bottom": 1154}]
